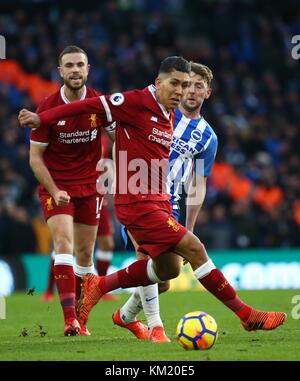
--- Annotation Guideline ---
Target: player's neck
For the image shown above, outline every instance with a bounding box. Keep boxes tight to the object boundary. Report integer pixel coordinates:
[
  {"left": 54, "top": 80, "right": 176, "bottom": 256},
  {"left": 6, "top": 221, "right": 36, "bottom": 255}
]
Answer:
[
  {"left": 63, "top": 86, "right": 85, "bottom": 102},
  {"left": 179, "top": 104, "right": 201, "bottom": 119}
]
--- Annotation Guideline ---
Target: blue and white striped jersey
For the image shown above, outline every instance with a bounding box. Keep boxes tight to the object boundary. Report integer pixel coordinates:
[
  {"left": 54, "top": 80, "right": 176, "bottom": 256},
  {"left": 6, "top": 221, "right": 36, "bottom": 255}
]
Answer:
[{"left": 167, "top": 108, "right": 218, "bottom": 203}]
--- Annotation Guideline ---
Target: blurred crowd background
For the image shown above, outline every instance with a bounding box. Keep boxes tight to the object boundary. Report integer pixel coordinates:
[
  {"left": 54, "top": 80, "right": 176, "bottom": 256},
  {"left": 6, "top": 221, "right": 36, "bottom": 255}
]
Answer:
[{"left": 0, "top": 0, "right": 300, "bottom": 255}]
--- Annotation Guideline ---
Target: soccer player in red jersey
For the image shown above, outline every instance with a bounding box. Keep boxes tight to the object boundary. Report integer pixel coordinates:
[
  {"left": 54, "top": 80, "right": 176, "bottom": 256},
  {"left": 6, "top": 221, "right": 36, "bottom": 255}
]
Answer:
[
  {"left": 19, "top": 56, "right": 287, "bottom": 336},
  {"left": 115, "top": 63, "right": 216, "bottom": 343},
  {"left": 41, "top": 135, "right": 117, "bottom": 303},
  {"left": 28, "top": 45, "right": 114, "bottom": 336}
]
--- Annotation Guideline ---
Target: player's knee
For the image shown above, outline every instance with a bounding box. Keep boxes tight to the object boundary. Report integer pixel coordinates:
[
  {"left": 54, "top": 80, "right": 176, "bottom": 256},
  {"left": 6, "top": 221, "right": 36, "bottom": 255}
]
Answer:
[
  {"left": 76, "top": 245, "right": 94, "bottom": 258},
  {"left": 157, "top": 265, "right": 180, "bottom": 281},
  {"left": 158, "top": 281, "right": 170, "bottom": 294},
  {"left": 54, "top": 235, "right": 72, "bottom": 253}
]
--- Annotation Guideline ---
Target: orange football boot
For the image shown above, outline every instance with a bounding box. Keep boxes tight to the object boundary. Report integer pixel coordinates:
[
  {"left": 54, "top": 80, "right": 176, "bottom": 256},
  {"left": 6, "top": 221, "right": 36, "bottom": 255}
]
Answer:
[
  {"left": 40, "top": 291, "right": 54, "bottom": 302},
  {"left": 102, "top": 293, "right": 120, "bottom": 301},
  {"left": 64, "top": 318, "right": 81, "bottom": 336},
  {"left": 112, "top": 308, "right": 149, "bottom": 340},
  {"left": 241, "top": 310, "right": 287, "bottom": 331},
  {"left": 76, "top": 294, "right": 91, "bottom": 336},
  {"left": 149, "top": 326, "right": 171, "bottom": 343},
  {"left": 77, "top": 273, "right": 103, "bottom": 327},
  {"left": 80, "top": 324, "right": 91, "bottom": 336}
]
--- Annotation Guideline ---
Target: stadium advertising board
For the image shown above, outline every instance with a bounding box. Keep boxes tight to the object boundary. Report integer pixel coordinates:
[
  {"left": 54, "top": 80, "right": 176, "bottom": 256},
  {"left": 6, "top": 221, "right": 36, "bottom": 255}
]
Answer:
[{"left": 17, "top": 249, "right": 300, "bottom": 295}]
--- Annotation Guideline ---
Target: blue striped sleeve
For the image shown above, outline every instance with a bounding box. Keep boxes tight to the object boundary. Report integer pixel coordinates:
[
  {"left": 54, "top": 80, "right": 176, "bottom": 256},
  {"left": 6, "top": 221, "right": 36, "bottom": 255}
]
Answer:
[{"left": 194, "top": 132, "right": 218, "bottom": 177}]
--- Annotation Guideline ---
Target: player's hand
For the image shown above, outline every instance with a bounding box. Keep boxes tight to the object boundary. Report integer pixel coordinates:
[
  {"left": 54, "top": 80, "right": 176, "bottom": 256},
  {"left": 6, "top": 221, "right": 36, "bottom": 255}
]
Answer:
[
  {"left": 18, "top": 109, "right": 41, "bottom": 129},
  {"left": 53, "top": 190, "right": 71, "bottom": 207}
]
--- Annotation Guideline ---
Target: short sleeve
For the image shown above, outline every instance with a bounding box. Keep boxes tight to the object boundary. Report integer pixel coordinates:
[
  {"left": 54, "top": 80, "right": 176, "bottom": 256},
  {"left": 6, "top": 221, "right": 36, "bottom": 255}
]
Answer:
[
  {"left": 99, "top": 90, "right": 142, "bottom": 127},
  {"left": 30, "top": 99, "right": 51, "bottom": 145},
  {"left": 194, "top": 133, "right": 218, "bottom": 177}
]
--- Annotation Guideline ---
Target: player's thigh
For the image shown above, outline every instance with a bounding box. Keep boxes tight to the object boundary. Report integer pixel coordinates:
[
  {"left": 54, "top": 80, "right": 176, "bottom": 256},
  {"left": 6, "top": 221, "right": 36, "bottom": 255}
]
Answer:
[
  {"left": 127, "top": 230, "right": 147, "bottom": 259},
  {"left": 174, "top": 230, "right": 209, "bottom": 269},
  {"left": 126, "top": 230, "right": 148, "bottom": 260},
  {"left": 74, "top": 222, "right": 98, "bottom": 262},
  {"left": 47, "top": 214, "right": 74, "bottom": 253}
]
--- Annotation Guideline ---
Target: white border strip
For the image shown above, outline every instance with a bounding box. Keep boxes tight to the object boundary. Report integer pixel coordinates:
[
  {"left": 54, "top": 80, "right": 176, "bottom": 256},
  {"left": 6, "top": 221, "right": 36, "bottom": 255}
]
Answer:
[
  {"left": 30, "top": 140, "right": 49, "bottom": 146},
  {"left": 99, "top": 95, "right": 112, "bottom": 123}
]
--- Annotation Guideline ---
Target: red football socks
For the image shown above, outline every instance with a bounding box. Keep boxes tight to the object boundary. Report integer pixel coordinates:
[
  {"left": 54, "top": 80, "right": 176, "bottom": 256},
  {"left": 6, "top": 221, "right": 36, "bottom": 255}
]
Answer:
[
  {"left": 54, "top": 264, "right": 77, "bottom": 320},
  {"left": 96, "top": 259, "right": 110, "bottom": 276},
  {"left": 46, "top": 259, "right": 55, "bottom": 293},
  {"left": 199, "top": 269, "right": 252, "bottom": 320},
  {"left": 75, "top": 274, "right": 83, "bottom": 302},
  {"left": 99, "top": 259, "right": 152, "bottom": 294}
]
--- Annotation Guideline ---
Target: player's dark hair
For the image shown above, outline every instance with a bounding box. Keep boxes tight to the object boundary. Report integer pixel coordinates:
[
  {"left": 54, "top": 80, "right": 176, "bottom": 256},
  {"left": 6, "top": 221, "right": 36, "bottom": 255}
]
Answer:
[
  {"left": 58, "top": 45, "right": 88, "bottom": 65},
  {"left": 159, "top": 56, "right": 191, "bottom": 74}
]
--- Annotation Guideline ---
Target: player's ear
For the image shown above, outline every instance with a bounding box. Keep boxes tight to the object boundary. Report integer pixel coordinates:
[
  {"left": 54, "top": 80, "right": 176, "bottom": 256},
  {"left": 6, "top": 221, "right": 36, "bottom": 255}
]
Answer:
[
  {"left": 155, "top": 77, "right": 161, "bottom": 88},
  {"left": 86, "top": 63, "right": 91, "bottom": 74},
  {"left": 57, "top": 66, "right": 63, "bottom": 78},
  {"left": 205, "top": 87, "right": 212, "bottom": 99}
]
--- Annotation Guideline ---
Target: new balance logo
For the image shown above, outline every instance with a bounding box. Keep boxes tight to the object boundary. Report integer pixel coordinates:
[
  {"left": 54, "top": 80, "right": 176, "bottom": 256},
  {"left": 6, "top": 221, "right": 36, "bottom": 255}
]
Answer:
[
  {"left": 150, "top": 116, "right": 158, "bottom": 122},
  {"left": 57, "top": 120, "right": 66, "bottom": 126}
]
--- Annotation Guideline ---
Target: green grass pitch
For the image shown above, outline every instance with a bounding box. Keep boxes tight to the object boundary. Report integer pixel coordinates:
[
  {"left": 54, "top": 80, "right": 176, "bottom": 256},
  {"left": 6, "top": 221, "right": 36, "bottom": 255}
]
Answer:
[{"left": 0, "top": 289, "right": 299, "bottom": 361}]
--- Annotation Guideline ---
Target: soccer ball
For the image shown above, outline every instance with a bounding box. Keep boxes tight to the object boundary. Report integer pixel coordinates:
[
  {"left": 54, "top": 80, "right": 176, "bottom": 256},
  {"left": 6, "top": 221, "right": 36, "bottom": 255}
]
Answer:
[{"left": 176, "top": 311, "right": 218, "bottom": 350}]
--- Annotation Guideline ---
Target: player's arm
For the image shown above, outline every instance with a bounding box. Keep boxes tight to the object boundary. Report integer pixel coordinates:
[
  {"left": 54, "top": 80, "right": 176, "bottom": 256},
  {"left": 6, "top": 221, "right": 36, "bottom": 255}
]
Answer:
[
  {"left": 185, "top": 174, "right": 207, "bottom": 232},
  {"left": 186, "top": 132, "right": 218, "bottom": 232},
  {"left": 29, "top": 143, "right": 70, "bottom": 207},
  {"left": 19, "top": 91, "right": 140, "bottom": 130},
  {"left": 103, "top": 122, "right": 116, "bottom": 142},
  {"left": 19, "top": 97, "right": 105, "bottom": 128}
]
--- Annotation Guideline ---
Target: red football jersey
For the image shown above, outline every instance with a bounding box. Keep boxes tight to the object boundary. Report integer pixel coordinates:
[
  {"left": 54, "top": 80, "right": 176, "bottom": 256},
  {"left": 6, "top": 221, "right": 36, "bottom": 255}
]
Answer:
[
  {"left": 30, "top": 86, "right": 102, "bottom": 189},
  {"left": 38, "top": 85, "right": 174, "bottom": 204}
]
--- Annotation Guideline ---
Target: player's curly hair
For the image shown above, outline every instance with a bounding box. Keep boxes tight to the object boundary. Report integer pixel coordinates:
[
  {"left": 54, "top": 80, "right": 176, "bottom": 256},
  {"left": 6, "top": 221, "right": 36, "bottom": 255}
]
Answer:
[
  {"left": 58, "top": 45, "right": 88, "bottom": 65},
  {"left": 159, "top": 56, "right": 191, "bottom": 74}
]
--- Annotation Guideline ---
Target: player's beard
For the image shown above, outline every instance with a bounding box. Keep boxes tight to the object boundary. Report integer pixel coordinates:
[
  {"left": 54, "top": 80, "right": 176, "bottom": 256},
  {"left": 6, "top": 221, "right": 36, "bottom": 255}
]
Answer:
[
  {"left": 181, "top": 100, "right": 202, "bottom": 113},
  {"left": 64, "top": 76, "right": 87, "bottom": 91}
]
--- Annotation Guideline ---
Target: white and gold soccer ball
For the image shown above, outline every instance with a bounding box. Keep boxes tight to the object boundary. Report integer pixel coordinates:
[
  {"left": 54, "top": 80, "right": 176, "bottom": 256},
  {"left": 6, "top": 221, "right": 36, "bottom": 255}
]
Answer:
[{"left": 176, "top": 311, "right": 218, "bottom": 350}]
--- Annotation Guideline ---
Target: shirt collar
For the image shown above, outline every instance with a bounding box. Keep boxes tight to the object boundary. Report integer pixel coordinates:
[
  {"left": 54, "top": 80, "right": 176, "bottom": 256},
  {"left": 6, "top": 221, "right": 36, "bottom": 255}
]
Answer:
[
  {"left": 148, "top": 84, "right": 170, "bottom": 120},
  {"left": 60, "top": 85, "right": 87, "bottom": 104}
]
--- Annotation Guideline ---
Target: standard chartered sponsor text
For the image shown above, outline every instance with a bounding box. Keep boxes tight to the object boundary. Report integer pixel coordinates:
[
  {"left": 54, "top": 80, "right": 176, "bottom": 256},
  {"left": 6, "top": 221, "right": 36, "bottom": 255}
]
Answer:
[{"left": 58, "top": 129, "right": 97, "bottom": 144}]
